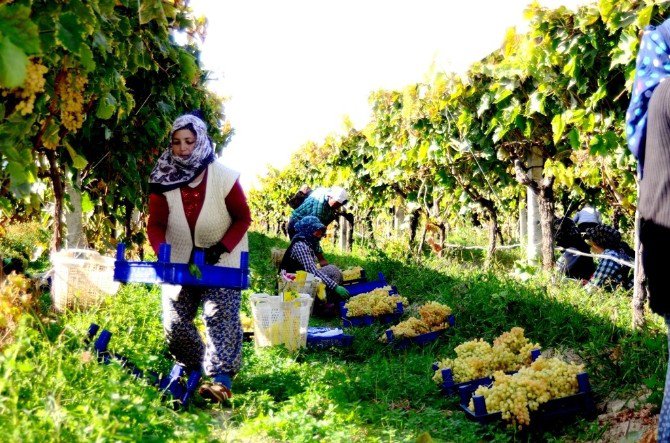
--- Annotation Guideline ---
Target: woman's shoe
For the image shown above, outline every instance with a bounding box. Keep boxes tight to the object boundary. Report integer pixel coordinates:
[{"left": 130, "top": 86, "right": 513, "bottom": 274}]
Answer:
[{"left": 198, "top": 382, "right": 232, "bottom": 403}]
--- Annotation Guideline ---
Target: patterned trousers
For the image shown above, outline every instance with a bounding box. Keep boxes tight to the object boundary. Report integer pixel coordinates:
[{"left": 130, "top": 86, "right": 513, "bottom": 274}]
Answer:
[
  {"left": 660, "top": 317, "right": 670, "bottom": 442},
  {"left": 161, "top": 284, "right": 243, "bottom": 376}
]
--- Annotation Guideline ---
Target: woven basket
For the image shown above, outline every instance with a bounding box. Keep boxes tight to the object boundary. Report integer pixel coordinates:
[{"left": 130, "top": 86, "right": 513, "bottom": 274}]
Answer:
[{"left": 50, "top": 249, "right": 120, "bottom": 312}]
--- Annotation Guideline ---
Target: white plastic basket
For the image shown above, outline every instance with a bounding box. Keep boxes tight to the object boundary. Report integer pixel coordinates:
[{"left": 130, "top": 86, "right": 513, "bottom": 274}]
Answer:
[
  {"left": 50, "top": 248, "right": 120, "bottom": 312},
  {"left": 250, "top": 293, "right": 313, "bottom": 351}
]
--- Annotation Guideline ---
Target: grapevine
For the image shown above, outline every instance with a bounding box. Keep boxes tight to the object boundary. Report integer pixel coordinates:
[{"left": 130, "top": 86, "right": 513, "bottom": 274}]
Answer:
[{"left": 2, "top": 59, "right": 48, "bottom": 116}]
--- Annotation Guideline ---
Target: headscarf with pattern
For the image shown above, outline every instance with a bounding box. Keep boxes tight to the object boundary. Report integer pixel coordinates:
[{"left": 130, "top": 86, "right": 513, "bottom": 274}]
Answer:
[
  {"left": 584, "top": 224, "right": 624, "bottom": 252},
  {"left": 294, "top": 216, "right": 326, "bottom": 250},
  {"left": 149, "top": 114, "right": 215, "bottom": 193},
  {"left": 626, "top": 19, "right": 670, "bottom": 176}
]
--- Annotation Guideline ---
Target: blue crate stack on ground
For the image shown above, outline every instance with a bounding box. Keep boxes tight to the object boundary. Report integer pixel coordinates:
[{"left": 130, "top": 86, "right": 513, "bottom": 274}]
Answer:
[{"left": 306, "top": 327, "right": 354, "bottom": 349}]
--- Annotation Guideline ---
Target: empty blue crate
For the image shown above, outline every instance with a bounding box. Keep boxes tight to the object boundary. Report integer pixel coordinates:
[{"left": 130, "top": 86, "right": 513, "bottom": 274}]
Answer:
[
  {"left": 434, "top": 349, "right": 541, "bottom": 396},
  {"left": 385, "top": 315, "right": 455, "bottom": 349},
  {"left": 114, "top": 243, "right": 250, "bottom": 289},
  {"left": 459, "top": 372, "right": 596, "bottom": 425},
  {"left": 306, "top": 327, "right": 354, "bottom": 348}
]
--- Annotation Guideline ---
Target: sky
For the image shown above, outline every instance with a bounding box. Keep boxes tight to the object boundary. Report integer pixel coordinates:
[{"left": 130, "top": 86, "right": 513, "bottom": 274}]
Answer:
[{"left": 187, "top": 0, "right": 591, "bottom": 189}]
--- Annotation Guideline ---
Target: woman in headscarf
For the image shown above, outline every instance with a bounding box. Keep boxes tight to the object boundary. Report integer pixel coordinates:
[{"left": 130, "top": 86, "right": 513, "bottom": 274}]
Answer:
[
  {"left": 279, "top": 216, "right": 350, "bottom": 317},
  {"left": 147, "top": 112, "right": 252, "bottom": 403},
  {"left": 629, "top": 18, "right": 670, "bottom": 441},
  {"left": 583, "top": 225, "right": 633, "bottom": 292},
  {"left": 553, "top": 217, "right": 595, "bottom": 281}
]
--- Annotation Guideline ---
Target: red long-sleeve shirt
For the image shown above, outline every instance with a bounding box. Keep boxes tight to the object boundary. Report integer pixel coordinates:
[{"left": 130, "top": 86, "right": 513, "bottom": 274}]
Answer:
[{"left": 147, "top": 171, "right": 251, "bottom": 255}]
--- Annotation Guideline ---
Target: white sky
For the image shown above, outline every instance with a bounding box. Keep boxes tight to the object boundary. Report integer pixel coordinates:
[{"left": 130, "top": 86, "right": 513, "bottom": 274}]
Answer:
[{"left": 189, "top": 0, "right": 591, "bottom": 189}]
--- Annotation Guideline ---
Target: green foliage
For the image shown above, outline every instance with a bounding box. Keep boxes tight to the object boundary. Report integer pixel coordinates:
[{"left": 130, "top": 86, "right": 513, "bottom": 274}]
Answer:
[
  {"left": 250, "top": 0, "right": 670, "bottom": 249},
  {"left": 0, "top": 0, "right": 232, "bottom": 249},
  {"left": 0, "top": 221, "right": 50, "bottom": 272},
  {"left": 1, "top": 230, "right": 665, "bottom": 441}
]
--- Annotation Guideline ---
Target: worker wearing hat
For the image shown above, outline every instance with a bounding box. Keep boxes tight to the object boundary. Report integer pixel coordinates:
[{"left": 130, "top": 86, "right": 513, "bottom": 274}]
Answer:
[{"left": 287, "top": 186, "right": 349, "bottom": 266}]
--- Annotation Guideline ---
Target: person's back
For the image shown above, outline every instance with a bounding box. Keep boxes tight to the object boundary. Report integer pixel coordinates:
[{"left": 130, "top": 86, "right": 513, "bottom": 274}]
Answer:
[
  {"left": 573, "top": 205, "right": 602, "bottom": 232},
  {"left": 287, "top": 186, "right": 348, "bottom": 241},
  {"left": 553, "top": 217, "right": 595, "bottom": 280}
]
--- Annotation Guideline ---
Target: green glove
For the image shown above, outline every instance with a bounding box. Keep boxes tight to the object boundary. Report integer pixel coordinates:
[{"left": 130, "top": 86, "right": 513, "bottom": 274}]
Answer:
[{"left": 335, "top": 285, "right": 350, "bottom": 298}]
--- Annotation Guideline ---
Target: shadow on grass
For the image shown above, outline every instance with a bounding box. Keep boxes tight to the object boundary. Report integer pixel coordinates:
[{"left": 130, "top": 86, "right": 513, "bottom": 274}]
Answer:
[{"left": 242, "top": 231, "right": 666, "bottom": 442}]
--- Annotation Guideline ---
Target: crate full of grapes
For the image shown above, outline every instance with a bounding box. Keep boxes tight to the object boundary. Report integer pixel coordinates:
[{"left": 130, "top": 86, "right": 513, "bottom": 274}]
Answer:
[
  {"left": 433, "top": 349, "right": 541, "bottom": 396},
  {"left": 382, "top": 302, "right": 455, "bottom": 349},
  {"left": 459, "top": 358, "right": 596, "bottom": 427},
  {"left": 340, "top": 286, "right": 407, "bottom": 327},
  {"left": 432, "top": 328, "right": 541, "bottom": 396},
  {"left": 341, "top": 267, "right": 367, "bottom": 286}
]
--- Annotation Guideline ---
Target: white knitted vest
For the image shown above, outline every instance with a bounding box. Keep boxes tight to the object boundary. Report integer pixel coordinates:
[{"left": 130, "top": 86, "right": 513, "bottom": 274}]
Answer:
[{"left": 164, "top": 162, "right": 249, "bottom": 268}]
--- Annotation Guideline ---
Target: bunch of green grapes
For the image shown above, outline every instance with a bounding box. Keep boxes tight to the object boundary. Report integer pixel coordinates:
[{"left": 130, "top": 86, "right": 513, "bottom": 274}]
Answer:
[
  {"left": 386, "top": 317, "right": 430, "bottom": 340},
  {"left": 433, "top": 354, "right": 491, "bottom": 384},
  {"left": 344, "top": 286, "right": 407, "bottom": 317},
  {"left": 341, "top": 266, "right": 363, "bottom": 281},
  {"left": 494, "top": 327, "right": 535, "bottom": 354},
  {"left": 418, "top": 301, "right": 452, "bottom": 330},
  {"left": 57, "top": 70, "right": 88, "bottom": 132},
  {"left": 433, "top": 328, "right": 540, "bottom": 384},
  {"left": 4, "top": 59, "right": 49, "bottom": 116},
  {"left": 468, "top": 357, "right": 583, "bottom": 427}
]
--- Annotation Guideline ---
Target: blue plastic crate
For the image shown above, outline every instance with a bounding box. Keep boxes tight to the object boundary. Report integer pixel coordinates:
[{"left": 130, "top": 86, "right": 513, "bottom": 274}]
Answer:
[
  {"left": 114, "top": 243, "right": 250, "bottom": 289},
  {"left": 434, "top": 349, "right": 541, "bottom": 396},
  {"left": 89, "top": 323, "right": 200, "bottom": 406},
  {"left": 384, "top": 315, "right": 455, "bottom": 349},
  {"left": 340, "top": 301, "right": 404, "bottom": 327},
  {"left": 459, "top": 372, "right": 596, "bottom": 425},
  {"left": 306, "top": 327, "right": 354, "bottom": 348},
  {"left": 341, "top": 269, "right": 368, "bottom": 286},
  {"left": 343, "top": 272, "right": 391, "bottom": 296}
]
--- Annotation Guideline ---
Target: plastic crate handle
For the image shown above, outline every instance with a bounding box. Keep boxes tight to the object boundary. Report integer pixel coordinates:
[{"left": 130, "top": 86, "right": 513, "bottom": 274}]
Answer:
[{"left": 54, "top": 248, "right": 104, "bottom": 259}]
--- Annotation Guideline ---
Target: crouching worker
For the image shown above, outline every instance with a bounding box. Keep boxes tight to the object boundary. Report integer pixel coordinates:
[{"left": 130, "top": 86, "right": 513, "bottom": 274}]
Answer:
[
  {"left": 147, "top": 112, "right": 251, "bottom": 404},
  {"left": 279, "top": 216, "right": 350, "bottom": 317},
  {"left": 553, "top": 217, "right": 595, "bottom": 281},
  {"left": 583, "top": 224, "right": 633, "bottom": 292}
]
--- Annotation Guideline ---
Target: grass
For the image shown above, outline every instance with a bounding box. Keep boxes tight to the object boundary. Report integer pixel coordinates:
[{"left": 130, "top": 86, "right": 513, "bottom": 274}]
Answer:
[{"left": 0, "top": 230, "right": 666, "bottom": 442}]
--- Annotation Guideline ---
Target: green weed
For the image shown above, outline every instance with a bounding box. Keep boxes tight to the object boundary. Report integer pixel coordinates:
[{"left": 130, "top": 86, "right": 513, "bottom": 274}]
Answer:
[{"left": 0, "top": 230, "right": 665, "bottom": 442}]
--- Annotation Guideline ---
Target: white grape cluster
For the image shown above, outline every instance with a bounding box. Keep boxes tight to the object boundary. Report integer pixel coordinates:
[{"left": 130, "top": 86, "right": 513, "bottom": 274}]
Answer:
[
  {"left": 383, "top": 301, "right": 452, "bottom": 340},
  {"left": 468, "top": 357, "right": 584, "bottom": 427},
  {"left": 56, "top": 70, "right": 88, "bottom": 132},
  {"left": 3, "top": 59, "right": 49, "bottom": 116},
  {"left": 432, "top": 327, "right": 539, "bottom": 384},
  {"left": 344, "top": 286, "right": 407, "bottom": 317},
  {"left": 341, "top": 266, "right": 363, "bottom": 281}
]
